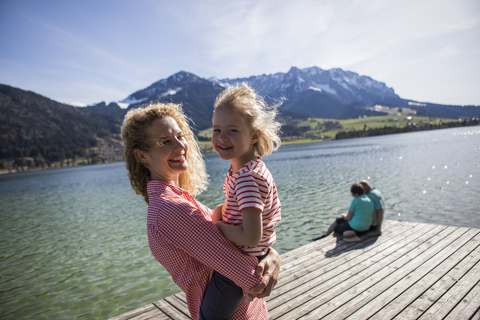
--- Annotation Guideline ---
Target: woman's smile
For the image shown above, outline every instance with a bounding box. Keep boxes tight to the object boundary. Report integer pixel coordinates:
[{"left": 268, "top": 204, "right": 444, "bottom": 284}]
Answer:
[{"left": 170, "top": 153, "right": 186, "bottom": 162}]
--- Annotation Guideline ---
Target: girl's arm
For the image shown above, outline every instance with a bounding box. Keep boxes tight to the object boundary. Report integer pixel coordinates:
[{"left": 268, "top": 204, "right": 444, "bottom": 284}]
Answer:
[
  {"left": 212, "top": 203, "right": 224, "bottom": 223},
  {"left": 215, "top": 207, "right": 262, "bottom": 247}
]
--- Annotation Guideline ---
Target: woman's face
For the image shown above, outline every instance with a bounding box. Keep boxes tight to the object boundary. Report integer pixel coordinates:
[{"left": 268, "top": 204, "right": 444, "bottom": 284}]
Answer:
[{"left": 139, "top": 116, "right": 189, "bottom": 185}]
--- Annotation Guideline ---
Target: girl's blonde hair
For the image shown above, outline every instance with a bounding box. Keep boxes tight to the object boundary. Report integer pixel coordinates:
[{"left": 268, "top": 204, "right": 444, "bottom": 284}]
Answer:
[
  {"left": 121, "top": 102, "right": 208, "bottom": 203},
  {"left": 214, "top": 83, "right": 282, "bottom": 156}
]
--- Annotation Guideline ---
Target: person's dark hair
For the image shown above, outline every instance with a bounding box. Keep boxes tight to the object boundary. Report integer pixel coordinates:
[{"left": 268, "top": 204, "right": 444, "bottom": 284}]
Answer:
[{"left": 350, "top": 183, "right": 365, "bottom": 196}]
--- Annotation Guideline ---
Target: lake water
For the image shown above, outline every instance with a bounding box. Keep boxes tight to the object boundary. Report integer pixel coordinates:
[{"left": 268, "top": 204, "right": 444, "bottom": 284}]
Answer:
[{"left": 1, "top": 126, "right": 479, "bottom": 319}]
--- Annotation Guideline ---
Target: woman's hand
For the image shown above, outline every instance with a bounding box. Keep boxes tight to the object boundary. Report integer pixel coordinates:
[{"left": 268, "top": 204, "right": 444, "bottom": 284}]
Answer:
[{"left": 248, "top": 248, "right": 281, "bottom": 298}]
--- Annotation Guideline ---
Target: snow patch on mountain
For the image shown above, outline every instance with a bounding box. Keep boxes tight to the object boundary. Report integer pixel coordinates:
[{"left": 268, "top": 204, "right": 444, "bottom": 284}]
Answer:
[
  {"left": 208, "top": 77, "right": 230, "bottom": 88},
  {"left": 311, "top": 83, "right": 337, "bottom": 95},
  {"left": 117, "top": 102, "right": 130, "bottom": 109},
  {"left": 122, "top": 96, "right": 148, "bottom": 105},
  {"left": 161, "top": 87, "right": 182, "bottom": 97}
]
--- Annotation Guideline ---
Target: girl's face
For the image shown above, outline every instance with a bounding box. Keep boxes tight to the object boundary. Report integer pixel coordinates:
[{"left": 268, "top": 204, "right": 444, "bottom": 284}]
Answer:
[
  {"left": 135, "top": 116, "right": 188, "bottom": 185},
  {"left": 211, "top": 108, "right": 259, "bottom": 172}
]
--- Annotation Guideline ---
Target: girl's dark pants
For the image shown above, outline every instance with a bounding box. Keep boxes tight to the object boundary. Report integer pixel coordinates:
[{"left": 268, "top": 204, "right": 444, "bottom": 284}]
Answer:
[
  {"left": 199, "top": 254, "right": 267, "bottom": 320},
  {"left": 199, "top": 271, "right": 243, "bottom": 320}
]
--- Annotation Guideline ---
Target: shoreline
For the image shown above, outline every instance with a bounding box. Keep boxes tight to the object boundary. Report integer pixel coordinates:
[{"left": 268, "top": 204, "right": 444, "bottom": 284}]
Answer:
[
  {"left": 3, "top": 123, "right": 479, "bottom": 176},
  {"left": 1, "top": 138, "right": 331, "bottom": 176}
]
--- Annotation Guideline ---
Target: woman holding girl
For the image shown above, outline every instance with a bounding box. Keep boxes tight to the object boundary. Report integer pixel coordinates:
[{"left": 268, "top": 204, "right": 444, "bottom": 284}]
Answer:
[{"left": 121, "top": 101, "right": 280, "bottom": 320}]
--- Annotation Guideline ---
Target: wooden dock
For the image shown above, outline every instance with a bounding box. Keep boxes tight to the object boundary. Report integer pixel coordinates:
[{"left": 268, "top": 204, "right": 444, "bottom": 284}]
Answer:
[{"left": 111, "top": 220, "right": 480, "bottom": 319}]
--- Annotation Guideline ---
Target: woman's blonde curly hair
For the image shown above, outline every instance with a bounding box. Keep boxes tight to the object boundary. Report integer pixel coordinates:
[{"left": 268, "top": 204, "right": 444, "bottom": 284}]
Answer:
[
  {"left": 214, "top": 83, "right": 282, "bottom": 156},
  {"left": 121, "top": 102, "right": 208, "bottom": 203}
]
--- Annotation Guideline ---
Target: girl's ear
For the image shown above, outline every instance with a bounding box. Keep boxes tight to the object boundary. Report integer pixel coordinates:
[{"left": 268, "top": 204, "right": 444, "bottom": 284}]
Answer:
[
  {"left": 251, "top": 130, "right": 261, "bottom": 144},
  {"left": 134, "top": 148, "right": 149, "bottom": 166}
]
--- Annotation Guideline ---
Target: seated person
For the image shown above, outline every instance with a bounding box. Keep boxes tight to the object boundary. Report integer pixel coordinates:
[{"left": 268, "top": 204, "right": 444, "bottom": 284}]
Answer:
[
  {"left": 314, "top": 183, "right": 374, "bottom": 242},
  {"left": 359, "top": 180, "right": 385, "bottom": 236}
]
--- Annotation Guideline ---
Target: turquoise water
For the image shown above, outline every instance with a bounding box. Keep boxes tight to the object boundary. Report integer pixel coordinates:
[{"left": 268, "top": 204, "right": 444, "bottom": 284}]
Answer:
[{"left": 0, "top": 126, "right": 479, "bottom": 319}]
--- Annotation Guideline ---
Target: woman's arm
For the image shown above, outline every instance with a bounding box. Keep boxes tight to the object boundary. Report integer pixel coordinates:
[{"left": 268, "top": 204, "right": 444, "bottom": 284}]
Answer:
[
  {"left": 155, "top": 196, "right": 262, "bottom": 291},
  {"left": 249, "top": 248, "right": 281, "bottom": 298}
]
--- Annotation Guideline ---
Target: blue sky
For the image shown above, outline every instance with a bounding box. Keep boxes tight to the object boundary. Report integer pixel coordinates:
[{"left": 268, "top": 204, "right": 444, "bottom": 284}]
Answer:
[{"left": 1, "top": 0, "right": 479, "bottom": 107}]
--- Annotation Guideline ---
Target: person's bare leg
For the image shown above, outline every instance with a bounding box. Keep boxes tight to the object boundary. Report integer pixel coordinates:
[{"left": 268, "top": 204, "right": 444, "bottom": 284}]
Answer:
[{"left": 313, "top": 220, "right": 337, "bottom": 240}]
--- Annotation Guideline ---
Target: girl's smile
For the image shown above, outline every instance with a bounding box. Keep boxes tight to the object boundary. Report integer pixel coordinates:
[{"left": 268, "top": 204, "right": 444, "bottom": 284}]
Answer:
[{"left": 211, "top": 108, "right": 259, "bottom": 173}]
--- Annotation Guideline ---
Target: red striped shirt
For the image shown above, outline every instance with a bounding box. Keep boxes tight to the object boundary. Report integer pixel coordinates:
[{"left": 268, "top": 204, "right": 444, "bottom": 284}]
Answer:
[
  {"left": 146, "top": 180, "right": 269, "bottom": 319},
  {"left": 223, "top": 159, "right": 281, "bottom": 256}
]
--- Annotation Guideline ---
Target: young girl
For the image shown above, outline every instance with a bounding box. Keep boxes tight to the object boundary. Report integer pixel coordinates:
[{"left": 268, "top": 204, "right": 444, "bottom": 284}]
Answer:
[{"left": 200, "top": 83, "right": 282, "bottom": 318}]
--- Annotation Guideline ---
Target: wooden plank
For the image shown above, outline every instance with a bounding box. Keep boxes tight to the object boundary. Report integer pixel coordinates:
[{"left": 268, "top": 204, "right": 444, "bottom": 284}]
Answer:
[
  {"left": 418, "top": 261, "right": 480, "bottom": 319},
  {"left": 279, "top": 220, "right": 414, "bottom": 266},
  {"left": 292, "top": 224, "right": 457, "bottom": 319},
  {"left": 153, "top": 296, "right": 190, "bottom": 320},
  {"left": 271, "top": 223, "right": 450, "bottom": 319},
  {"left": 109, "top": 304, "right": 168, "bottom": 320},
  {"left": 393, "top": 233, "right": 480, "bottom": 319},
  {"left": 471, "top": 307, "right": 480, "bottom": 320},
  {"left": 445, "top": 279, "right": 480, "bottom": 320},
  {"left": 271, "top": 219, "right": 423, "bottom": 297},
  {"left": 268, "top": 222, "right": 433, "bottom": 314},
  {"left": 321, "top": 226, "right": 467, "bottom": 320},
  {"left": 110, "top": 221, "right": 480, "bottom": 320},
  {"left": 278, "top": 219, "right": 414, "bottom": 273},
  {"left": 163, "top": 294, "right": 190, "bottom": 315},
  {"left": 174, "top": 292, "right": 187, "bottom": 304},
  {"left": 368, "top": 228, "right": 480, "bottom": 319},
  {"left": 269, "top": 222, "right": 430, "bottom": 317}
]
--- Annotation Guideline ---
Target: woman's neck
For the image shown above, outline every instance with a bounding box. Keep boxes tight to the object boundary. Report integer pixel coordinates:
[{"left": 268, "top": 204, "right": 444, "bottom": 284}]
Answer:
[{"left": 151, "top": 173, "right": 180, "bottom": 187}]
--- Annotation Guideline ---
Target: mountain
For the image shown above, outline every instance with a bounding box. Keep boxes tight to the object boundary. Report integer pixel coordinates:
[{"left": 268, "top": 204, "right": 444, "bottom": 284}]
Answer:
[
  {"left": 212, "top": 66, "right": 402, "bottom": 117},
  {"left": 0, "top": 84, "right": 123, "bottom": 171},
  {"left": 88, "top": 101, "right": 126, "bottom": 118},
  {"left": 2, "top": 66, "right": 479, "bottom": 172},
  {"left": 123, "top": 71, "right": 225, "bottom": 131},
  {"left": 122, "top": 67, "right": 479, "bottom": 130}
]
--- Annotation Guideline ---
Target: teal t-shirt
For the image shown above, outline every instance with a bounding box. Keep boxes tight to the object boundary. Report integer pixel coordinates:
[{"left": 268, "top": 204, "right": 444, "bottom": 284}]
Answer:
[
  {"left": 348, "top": 195, "right": 375, "bottom": 231},
  {"left": 367, "top": 188, "right": 385, "bottom": 226}
]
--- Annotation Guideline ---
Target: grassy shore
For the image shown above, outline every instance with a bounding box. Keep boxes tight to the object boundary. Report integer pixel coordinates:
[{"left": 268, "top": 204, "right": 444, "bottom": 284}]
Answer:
[
  {"left": 2, "top": 115, "right": 476, "bottom": 174},
  {"left": 197, "top": 115, "right": 466, "bottom": 152}
]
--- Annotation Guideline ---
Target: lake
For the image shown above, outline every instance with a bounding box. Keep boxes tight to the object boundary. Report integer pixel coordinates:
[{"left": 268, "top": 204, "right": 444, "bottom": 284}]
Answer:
[{"left": 0, "top": 126, "right": 479, "bottom": 319}]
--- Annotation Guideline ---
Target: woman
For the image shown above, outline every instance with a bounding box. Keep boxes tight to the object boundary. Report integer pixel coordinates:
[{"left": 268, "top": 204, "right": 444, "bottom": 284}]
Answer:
[{"left": 121, "top": 102, "right": 281, "bottom": 319}]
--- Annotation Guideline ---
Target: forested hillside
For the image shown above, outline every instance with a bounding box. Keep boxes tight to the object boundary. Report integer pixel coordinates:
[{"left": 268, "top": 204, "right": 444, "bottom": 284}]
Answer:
[{"left": 0, "top": 85, "right": 123, "bottom": 172}]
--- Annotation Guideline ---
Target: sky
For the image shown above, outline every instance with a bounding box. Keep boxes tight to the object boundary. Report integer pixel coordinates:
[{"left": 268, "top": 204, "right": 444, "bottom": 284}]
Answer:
[{"left": 1, "top": 0, "right": 479, "bottom": 107}]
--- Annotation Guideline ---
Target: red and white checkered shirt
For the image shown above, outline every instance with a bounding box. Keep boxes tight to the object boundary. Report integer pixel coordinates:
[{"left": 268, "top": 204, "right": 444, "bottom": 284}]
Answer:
[
  {"left": 223, "top": 159, "right": 281, "bottom": 256},
  {"left": 146, "top": 180, "right": 269, "bottom": 320}
]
